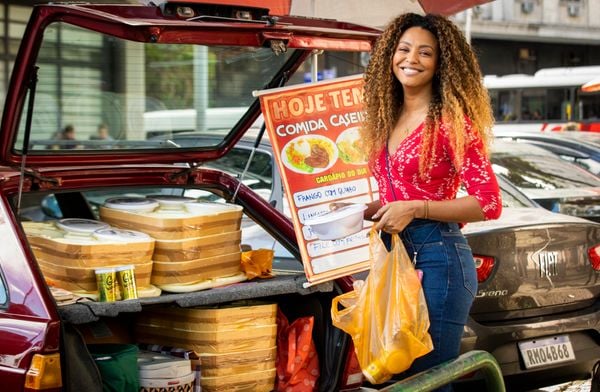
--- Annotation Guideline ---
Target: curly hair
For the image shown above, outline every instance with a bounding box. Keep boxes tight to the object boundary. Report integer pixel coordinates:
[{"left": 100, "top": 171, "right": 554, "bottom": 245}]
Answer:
[{"left": 361, "top": 13, "right": 494, "bottom": 177}]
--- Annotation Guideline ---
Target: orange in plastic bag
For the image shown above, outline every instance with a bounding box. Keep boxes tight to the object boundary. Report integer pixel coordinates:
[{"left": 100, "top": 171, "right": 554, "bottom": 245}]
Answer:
[
  {"left": 275, "top": 309, "right": 319, "bottom": 391},
  {"left": 331, "top": 228, "right": 433, "bottom": 384}
]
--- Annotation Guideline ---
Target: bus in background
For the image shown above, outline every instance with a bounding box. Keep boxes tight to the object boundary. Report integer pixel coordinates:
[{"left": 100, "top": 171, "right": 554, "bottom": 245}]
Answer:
[{"left": 485, "top": 65, "right": 600, "bottom": 133}]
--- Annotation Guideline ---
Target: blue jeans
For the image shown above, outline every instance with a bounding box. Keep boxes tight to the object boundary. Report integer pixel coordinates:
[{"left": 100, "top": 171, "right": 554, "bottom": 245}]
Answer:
[{"left": 382, "top": 219, "right": 477, "bottom": 392}]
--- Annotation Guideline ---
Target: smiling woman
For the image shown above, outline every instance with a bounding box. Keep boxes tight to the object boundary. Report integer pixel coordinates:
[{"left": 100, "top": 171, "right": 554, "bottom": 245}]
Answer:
[{"left": 0, "top": 3, "right": 385, "bottom": 391}]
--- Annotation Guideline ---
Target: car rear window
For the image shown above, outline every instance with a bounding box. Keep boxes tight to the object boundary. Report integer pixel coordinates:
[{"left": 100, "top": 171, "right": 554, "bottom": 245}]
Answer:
[{"left": 14, "top": 21, "right": 367, "bottom": 154}]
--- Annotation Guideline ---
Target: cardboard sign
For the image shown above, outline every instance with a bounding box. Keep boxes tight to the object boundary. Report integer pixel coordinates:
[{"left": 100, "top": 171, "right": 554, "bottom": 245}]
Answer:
[{"left": 255, "top": 75, "right": 378, "bottom": 285}]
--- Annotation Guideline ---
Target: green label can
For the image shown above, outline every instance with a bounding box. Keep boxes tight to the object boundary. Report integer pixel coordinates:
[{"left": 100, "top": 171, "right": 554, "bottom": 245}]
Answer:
[
  {"left": 116, "top": 265, "right": 138, "bottom": 300},
  {"left": 95, "top": 268, "right": 117, "bottom": 302}
]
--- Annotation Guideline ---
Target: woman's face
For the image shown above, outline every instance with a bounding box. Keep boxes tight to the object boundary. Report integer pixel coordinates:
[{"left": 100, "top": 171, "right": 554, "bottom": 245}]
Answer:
[{"left": 392, "top": 26, "right": 439, "bottom": 91}]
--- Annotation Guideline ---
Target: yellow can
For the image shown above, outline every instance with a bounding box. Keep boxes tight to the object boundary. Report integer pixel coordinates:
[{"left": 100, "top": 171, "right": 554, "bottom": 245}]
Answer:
[
  {"left": 116, "top": 265, "right": 138, "bottom": 300},
  {"left": 95, "top": 268, "right": 117, "bottom": 302}
]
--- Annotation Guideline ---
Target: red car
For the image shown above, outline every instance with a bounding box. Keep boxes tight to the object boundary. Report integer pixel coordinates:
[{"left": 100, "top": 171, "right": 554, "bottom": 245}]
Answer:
[{"left": 0, "top": 2, "right": 379, "bottom": 390}]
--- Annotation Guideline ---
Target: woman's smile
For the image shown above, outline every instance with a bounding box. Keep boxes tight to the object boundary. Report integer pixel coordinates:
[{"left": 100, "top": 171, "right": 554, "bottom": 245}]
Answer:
[{"left": 392, "top": 26, "right": 438, "bottom": 88}]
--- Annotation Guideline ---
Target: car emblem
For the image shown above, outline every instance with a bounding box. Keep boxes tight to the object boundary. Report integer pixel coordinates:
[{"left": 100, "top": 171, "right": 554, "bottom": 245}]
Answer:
[{"left": 537, "top": 251, "right": 559, "bottom": 278}]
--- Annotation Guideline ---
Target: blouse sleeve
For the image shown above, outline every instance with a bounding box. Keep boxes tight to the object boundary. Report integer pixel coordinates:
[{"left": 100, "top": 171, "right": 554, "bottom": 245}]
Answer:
[{"left": 452, "top": 123, "right": 502, "bottom": 220}]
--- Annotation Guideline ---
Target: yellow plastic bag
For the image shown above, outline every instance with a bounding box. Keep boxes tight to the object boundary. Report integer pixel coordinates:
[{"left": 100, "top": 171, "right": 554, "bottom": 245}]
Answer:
[{"left": 331, "top": 228, "right": 433, "bottom": 384}]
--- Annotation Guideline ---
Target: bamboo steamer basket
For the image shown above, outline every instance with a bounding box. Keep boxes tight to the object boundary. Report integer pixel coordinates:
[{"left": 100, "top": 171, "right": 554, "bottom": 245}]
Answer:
[
  {"left": 23, "top": 221, "right": 155, "bottom": 268},
  {"left": 98, "top": 197, "right": 243, "bottom": 240},
  {"left": 200, "top": 368, "right": 276, "bottom": 392},
  {"left": 150, "top": 251, "right": 242, "bottom": 286},
  {"left": 37, "top": 259, "right": 153, "bottom": 292},
  {"left": 23, "top": 219, "right": 155, "bottom": 293},
  {"left": 153, "top": 230, "right": 242, "bottom": 262},
  {"left": 137, "top": 303, "right": 277, "bottom": 329},
  {"left": 135, "top": 322, "right": 277, "bottom": 354},
  {"left": 197, "top": 347, "right": 276, "bottom": 377},
  {"left": 135, "top": 303, "right": 277, "bottom": 354}
]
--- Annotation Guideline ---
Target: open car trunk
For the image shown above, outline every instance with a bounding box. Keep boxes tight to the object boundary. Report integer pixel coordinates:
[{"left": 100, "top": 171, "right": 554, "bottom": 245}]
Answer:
[
  {"left": 0, "top": 2, "right": 380, "bottom": 389},
  {"left": 11, "top": 167, "right": 358, "bottom": 391}
]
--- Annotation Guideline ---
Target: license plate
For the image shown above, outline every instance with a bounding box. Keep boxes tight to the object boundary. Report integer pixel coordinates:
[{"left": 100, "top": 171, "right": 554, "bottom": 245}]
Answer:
[{"left": 518, "top": 335, "right": 576, "bottom": 369}]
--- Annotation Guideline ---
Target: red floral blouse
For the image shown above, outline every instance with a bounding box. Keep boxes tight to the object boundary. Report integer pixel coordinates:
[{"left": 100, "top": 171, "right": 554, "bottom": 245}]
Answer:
[{"left": 371, "top": 120, "right": 502, "bottom": 221}]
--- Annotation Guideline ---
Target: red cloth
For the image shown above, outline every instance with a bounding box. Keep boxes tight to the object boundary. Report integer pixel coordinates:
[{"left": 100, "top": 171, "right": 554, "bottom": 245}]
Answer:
[
  {"left": 275, "top": 310, "right": 320, "bottom": 391},
  {"left": 372, "top": 120, "right": 502, "bottom": 221}
]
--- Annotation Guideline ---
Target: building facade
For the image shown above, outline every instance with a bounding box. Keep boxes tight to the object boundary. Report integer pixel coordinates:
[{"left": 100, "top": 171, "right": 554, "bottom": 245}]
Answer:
[
  {"left": 289, "top": 0, "right": 600, "bottom": 75},
  {"left": 1, "top": 0, "right": 598, "bottom": 133},
  {"left": 454, "top": 0, "right": 600, "bottom": 75}
]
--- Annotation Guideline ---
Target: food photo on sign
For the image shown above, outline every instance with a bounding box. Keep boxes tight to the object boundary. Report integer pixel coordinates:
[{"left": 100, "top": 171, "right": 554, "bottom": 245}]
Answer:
[{"left": 254, "top": 74, "right": 376, "bottom": 286}]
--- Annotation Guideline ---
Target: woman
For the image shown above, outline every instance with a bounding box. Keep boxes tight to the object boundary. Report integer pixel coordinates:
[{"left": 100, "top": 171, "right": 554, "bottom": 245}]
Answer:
[{"left": 357, "top": 13, "right": 502, "bottom": 389}]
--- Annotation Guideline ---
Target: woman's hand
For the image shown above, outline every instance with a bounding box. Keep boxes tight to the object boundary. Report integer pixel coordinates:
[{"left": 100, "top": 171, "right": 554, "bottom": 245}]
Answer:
[{"left": 372, "top": 200, "right": 420, "bottom": 233}]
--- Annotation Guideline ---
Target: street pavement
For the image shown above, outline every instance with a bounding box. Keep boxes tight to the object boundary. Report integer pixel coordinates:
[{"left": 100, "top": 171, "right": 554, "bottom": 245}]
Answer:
[
  {"left": 530, "top": 378, "right": 592, "bottom": 392},
  {"left": 361, "top": 377, "right": 594, "bottom": 391}
]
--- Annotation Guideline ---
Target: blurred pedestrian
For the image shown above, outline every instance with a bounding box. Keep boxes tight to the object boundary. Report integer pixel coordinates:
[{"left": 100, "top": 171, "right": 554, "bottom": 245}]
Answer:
[
  {"left": 89, "top": 123, "right": 113, "bottom": 141},
  {"left": 49, "top": 124, "right": 78, "bottom": 149}
]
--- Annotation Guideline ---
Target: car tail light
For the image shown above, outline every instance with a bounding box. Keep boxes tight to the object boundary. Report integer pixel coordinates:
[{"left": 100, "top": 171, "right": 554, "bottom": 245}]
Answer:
[
  {"left": 588, "top": 244, "right": 600, "bottom": 271},
  {"left": 24, "top": 353, "right": 62, "bottom": 390},
  {"left": 473, "top": 255, "right": 495, "bottom": 282}
]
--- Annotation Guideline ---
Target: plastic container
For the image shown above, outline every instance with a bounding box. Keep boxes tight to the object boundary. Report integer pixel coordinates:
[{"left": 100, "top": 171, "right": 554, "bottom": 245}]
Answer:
[
  {"left": 304, "top": 204, "right": 367, "bottom": 240},
  {"left": 139, "top": 372, "right": 195, "bottom": 392},
  {"left": 137, "top": 351, "right": 192, "bottom": 379},
  {"left": 55, "top": 218, "right": 110, "bottom": 235}
]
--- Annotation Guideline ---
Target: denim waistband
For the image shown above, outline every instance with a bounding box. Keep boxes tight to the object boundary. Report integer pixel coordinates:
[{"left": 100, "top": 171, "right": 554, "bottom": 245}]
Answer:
[{"left": 406, "top": 218, "right": 460, "bottom": 231}]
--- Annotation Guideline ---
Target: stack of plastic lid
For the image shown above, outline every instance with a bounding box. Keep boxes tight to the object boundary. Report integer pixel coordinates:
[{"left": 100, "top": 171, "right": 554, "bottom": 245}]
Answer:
[
  {"left": 22, "top": 218, "right": 155, "bottom": 294},
  {"left": 98, "top": 196, "right": 243, "bottom": 289}
]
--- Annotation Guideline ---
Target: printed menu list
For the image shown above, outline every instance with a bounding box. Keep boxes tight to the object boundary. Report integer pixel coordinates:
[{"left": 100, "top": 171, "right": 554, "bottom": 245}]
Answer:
[{"left": 255, "top": 74, "right": 378, "bottom": 286}]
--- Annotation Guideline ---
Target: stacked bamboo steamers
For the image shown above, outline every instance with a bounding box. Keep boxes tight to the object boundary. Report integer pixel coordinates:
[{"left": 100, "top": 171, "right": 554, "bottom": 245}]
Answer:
[
  {"left": 99, "top": 196, "right": 244, "bottom": 290},
  {"left": 22, "top": 218, "right": 155, "bottom": 295},
  {"left": 135, "top": 302, "right": 278, "bottom": 391}
]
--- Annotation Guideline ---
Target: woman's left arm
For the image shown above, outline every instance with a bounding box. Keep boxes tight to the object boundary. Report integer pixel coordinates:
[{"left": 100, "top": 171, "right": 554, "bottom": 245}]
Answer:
[{"left": 458, "top": 129, "right": 503, "bottom": 222}]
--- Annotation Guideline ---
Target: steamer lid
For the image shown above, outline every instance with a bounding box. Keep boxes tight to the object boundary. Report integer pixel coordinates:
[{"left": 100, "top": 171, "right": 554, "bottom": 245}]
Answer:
[
  {"left": 184, "top": 201, "right": 243, "bottom": 214},
  {"left": 146, "top": 195, "right": 195, "bottom": 209},
  {"left": 93, "top": 228, "right": 152, "bottom": 242},
  {"left": 55, "top": 218, "right": 110, "bottom": 234},
  {"left": 104, "top": 197, "right": 159, "bottom": 212}
]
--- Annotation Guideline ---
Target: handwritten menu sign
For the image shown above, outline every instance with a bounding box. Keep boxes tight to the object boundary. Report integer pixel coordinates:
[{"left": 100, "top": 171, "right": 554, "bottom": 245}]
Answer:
[{"left": 254, "top": 75, "right": 378, "bottom": 286}]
